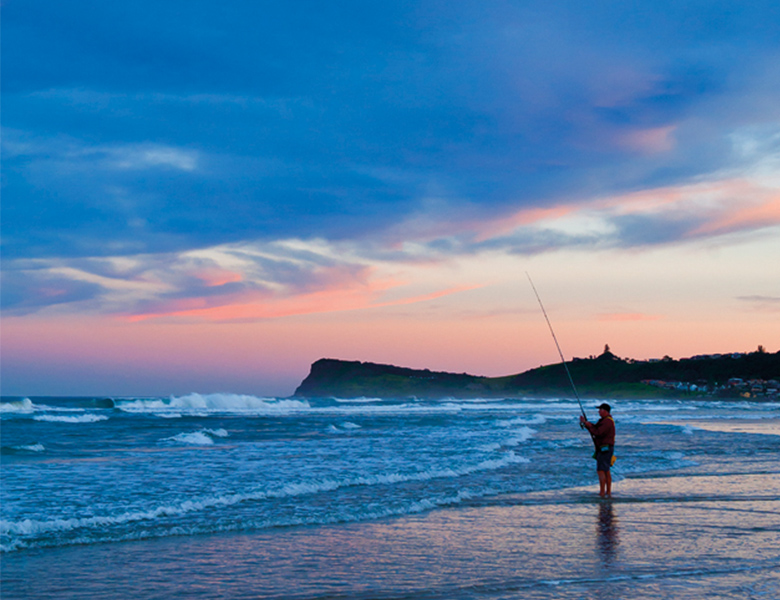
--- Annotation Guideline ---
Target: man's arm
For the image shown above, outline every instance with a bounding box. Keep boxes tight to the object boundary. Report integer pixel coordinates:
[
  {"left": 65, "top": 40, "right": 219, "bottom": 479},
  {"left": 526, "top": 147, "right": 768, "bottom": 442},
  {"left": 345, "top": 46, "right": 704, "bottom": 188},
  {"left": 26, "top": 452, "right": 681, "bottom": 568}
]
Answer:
[{"left": 579, "top": 415, "right": 596, "bottom": 434}]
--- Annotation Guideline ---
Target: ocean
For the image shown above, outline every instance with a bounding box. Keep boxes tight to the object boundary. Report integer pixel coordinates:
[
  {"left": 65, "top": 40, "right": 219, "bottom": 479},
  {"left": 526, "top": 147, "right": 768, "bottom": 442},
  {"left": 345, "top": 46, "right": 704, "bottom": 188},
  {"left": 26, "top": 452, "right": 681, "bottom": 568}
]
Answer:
[{"left": 2, "top": 393, "right": 779, "bottom": 599}]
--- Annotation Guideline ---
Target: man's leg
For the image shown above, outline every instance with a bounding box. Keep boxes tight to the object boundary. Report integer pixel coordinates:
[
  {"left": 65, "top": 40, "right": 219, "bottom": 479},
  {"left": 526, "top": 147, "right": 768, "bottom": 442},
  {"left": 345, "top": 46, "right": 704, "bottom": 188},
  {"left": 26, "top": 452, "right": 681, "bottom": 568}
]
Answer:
[{"left": 597, "top": 470, "right": 607, "bottom": 497}]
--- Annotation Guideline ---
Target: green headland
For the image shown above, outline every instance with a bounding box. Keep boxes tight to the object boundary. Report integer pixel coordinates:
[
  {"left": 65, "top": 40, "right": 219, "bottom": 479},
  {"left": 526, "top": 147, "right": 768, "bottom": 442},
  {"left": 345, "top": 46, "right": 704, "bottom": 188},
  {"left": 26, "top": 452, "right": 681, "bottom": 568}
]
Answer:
[{"left": 294, "top": 347, "right": 780, "bottom": 400}]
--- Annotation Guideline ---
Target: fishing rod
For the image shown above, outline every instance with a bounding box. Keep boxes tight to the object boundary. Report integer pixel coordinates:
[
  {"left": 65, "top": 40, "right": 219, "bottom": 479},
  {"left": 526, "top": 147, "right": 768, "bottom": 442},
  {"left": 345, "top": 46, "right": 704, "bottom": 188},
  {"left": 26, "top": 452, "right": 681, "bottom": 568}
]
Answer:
[{"left": 525, "top": 272, "right": 589, "bottom": 427}]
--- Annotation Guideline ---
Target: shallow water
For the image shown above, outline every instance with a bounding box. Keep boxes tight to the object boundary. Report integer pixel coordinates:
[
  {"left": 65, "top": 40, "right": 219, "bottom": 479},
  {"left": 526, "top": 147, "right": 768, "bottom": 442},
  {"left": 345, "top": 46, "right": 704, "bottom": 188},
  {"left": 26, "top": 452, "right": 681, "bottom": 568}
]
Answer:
[{"left": 2, "top": 394, "right": 779, "bottom": 598}]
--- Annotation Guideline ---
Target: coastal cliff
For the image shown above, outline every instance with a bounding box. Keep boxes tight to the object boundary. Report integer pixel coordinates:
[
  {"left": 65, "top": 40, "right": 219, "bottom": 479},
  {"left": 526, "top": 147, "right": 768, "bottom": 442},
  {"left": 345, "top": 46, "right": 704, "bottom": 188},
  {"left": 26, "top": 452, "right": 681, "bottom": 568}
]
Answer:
[
  {"left": 294, "top": 349, "right": 780, "bottom": 399},
  {"left": 293, "top": 358, "right": 503, "bottom": 399}
]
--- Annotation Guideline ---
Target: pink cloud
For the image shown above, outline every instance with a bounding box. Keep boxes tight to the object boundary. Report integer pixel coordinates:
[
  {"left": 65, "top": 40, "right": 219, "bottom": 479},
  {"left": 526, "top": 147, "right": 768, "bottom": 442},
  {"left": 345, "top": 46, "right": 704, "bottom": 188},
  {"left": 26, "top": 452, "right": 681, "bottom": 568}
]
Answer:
[
  {"left": 194, "top": 268, "right": 243, "bottom": 287},
  {"left": 468, "top": 174, "right": 780, "bottom": 246},
  {"left": 125, "top": 289, "right": 368, "bottom": 322},
  {"left": 472, "top": 205, "right": 579, "bottom": 242},
  {"left": 123, "top": 265, "right": 481, "bottom": 323},
  {"left": 688, "top": 189, "right": 780, "bottom": 237},
  {"left": 615, "top": 125, "right": 677, "bottom": 154},
  {"left": 597, "top": 178, "right": 780, "bottom": 239}
]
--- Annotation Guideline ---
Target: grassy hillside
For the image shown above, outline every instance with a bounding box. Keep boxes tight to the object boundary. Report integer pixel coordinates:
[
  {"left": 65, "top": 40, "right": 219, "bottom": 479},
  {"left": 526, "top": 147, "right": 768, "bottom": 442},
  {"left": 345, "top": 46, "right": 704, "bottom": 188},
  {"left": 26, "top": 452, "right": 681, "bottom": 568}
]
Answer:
[{"left": 293, "top": 349, "right": 780, "bottom": 399}]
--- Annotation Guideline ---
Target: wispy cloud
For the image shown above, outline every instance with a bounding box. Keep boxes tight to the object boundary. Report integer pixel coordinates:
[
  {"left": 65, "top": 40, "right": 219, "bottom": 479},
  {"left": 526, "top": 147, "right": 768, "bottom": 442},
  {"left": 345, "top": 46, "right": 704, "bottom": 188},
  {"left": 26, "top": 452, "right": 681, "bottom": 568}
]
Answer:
[
  {"left": 2, "top": 130, "right": 199, "bottom": 172},
  {"left": 1, "top": 238, "right": 481, "bottom": 322},
  {"left": 4, "top": 146, "right": 779, "bottom": 320},
  {"left": 422, "top": 152, "right": 780, "bottom": 255},
  {"left": 122, "top": 280, "right": 480, "bottom": 323},
  {"left": 0, "top": 267, "right": 105, "bottom": 315},
  {"left": 737, "top": 295, "right": 780, "bottom": 312},
  {"left": 108, "top": 146, "right": 198, "bottom": 171}
]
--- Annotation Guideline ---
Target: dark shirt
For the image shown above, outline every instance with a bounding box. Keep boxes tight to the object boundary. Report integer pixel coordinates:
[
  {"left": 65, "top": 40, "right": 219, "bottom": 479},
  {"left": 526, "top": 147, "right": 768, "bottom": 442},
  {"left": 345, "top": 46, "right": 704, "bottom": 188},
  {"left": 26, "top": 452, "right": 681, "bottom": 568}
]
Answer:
[{"left": 585, "top": 416, "right": 615, "bottom": 447}]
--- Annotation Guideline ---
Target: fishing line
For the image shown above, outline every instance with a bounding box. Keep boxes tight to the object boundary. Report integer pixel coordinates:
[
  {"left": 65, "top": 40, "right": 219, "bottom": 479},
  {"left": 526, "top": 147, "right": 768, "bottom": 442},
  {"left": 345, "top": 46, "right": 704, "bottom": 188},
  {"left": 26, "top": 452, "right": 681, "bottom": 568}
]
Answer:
[{"left": 526, "top": 272, "right": 589, "bottom": 427}]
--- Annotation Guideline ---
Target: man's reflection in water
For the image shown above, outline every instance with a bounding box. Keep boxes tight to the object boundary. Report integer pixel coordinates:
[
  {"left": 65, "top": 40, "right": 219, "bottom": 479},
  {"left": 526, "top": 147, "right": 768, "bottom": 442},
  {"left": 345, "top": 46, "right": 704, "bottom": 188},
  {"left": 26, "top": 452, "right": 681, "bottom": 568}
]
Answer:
[{"left": 597, "top": 501, "right": 620, "bottom": 566}]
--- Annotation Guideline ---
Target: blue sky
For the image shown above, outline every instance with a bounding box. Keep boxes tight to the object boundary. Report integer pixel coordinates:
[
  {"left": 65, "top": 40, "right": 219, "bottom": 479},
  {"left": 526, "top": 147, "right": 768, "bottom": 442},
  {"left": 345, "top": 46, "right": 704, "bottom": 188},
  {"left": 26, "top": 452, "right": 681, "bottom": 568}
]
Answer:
[{"left": 2, "top": 1, "right": 779, "bottom": 395}]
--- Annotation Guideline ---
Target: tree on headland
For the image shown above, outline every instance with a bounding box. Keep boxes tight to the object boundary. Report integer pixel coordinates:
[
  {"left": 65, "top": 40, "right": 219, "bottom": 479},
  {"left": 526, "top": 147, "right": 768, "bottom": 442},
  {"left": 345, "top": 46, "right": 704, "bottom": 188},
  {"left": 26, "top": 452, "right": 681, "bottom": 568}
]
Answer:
[{"left": 599, "top": 344, "right": 619, "bottom": 361}]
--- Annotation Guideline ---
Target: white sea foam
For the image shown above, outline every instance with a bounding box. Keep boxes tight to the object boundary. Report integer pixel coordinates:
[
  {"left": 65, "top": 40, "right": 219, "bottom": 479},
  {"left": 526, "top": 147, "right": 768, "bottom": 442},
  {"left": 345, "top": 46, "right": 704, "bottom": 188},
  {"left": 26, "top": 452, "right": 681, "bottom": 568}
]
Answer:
[
  {"left": 502, "top": 426, "right": 537, "bottom": 446},
  {"left": 498, "top": 415, "right": 547, "bottom": 426},
  {"left": 0, "top": 484, "right": 500, "bottom": 553},
  {"left": 0, "top": 398, "right": 34, "bottom": 413},
  {"left": 443, "top": 400, "right": 535, "bottom": 412},
  {"left": 30, "top": 404, "right": 87, "bottom": 412},
  {"left": 548, "top": 438, "right": 582, "bottom": 449},
  {"left": 111, "top": 393, "right": 591, "bottom": 419},
  {"left": 328, "top": 421, "right": 362, "bottom": 433},
  {"left": 394, "top": 489, "right": 477, "bottom": 515},
  {"left": 314, "top": 398, "right": 567, "bottom": 418},
  {"left": 167, "top": 432, "right": 214, "bottom": 445},
  {"left": 448, "top": 397, "right": 501, "bottom": 404},
  {"left": 33, "top": 414, "right": 108, "bottom": 423},
  {"left": 480, "top": 426, "right": 538, "bottom": 451},
  {"left": 15, "top": 444, "right": 45, "bottom": 452},
  {"left": 479, "top": 442, "right": 502, "bottom": 452},
  {"left": 163, "top": 428, "right": 229, "bottom": 445},
  {"left": 118, "top": 393, "right": 310, "bottom": 415},
  {"left": 507, "top": 401, "right": 582, "bottom": 411},
  {"left": 333, "top": 397, "right": 384, "bottom": 403},
  {"left": 316, "top": 399, "right": 552, "bottom": 417},
  {"left": 0, "top": 398, "right": 87, "bottom": 414},
  {"left": 0, "top": 446, "right": 528, "bottom": 546},
  {"left": 317, "top": 403, "right": 462, "bottom": 416}
]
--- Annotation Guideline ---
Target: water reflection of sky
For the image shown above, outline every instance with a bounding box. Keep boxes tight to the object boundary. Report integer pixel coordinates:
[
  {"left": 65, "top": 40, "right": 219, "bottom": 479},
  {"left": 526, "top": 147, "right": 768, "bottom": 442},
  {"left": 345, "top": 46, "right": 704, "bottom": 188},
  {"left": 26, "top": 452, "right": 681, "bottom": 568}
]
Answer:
[
  {"left": 658, "top": 420, "right": 780, "bottom": 436},
  {"left": 4, "top": 480, "right": 779, "bottom": 599},
  {"left": 596, "top": 501, "right": 620, "bottom": 567}
]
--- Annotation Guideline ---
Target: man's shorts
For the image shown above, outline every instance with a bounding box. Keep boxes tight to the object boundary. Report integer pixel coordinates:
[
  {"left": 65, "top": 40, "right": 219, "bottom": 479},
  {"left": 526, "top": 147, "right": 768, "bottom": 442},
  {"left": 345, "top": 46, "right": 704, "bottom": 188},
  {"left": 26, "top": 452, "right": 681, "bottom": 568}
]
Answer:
[{"left": 596, "top": 446, "right": 614, "bottom": 472}]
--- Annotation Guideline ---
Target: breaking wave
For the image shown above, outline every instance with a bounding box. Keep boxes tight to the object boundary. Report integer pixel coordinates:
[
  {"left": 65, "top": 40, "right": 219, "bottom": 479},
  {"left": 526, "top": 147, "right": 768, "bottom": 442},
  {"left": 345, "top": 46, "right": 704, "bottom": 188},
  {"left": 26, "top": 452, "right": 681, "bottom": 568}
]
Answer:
[
  {"left": 0, "top": 448, "right": 527, "bottom": 551},
  {"left": 163, "top": 428, "right": 230, "bottom": 445},
  {"left": 117, "top": 393, "right": 310, "bottom": 415},
  {"left": 33, "top": 414, "right": 109, "bottom": 424},
  {"left": 0, "top": 399, "right": 34, "bottom": 413}
]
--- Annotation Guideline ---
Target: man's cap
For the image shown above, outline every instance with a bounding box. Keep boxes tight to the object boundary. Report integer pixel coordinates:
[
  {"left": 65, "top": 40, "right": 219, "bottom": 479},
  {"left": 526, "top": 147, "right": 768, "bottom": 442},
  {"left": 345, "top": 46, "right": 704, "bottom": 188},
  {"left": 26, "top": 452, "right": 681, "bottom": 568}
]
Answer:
[{"left": 596, "top": 403, "right": 611, "bottom": 412}]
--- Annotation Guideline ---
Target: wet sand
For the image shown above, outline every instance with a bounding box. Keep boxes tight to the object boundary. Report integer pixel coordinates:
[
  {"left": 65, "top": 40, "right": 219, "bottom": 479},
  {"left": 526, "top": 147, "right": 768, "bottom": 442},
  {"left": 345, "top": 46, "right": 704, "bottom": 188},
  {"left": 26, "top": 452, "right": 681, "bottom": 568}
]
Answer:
[
  {"left": 4, "top": 465, "right": 779, "bottom": 600},
  {"left": 659, "top": 418, "right": 780, "bottom": 436}
]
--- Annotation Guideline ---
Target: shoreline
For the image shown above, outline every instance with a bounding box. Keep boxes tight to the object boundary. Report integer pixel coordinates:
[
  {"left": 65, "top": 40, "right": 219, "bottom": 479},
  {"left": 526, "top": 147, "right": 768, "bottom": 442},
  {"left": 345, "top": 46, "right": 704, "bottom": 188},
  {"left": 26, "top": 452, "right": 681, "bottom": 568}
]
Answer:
[{"left": 3, "top": 462, "right": 779, "bottom": 600}]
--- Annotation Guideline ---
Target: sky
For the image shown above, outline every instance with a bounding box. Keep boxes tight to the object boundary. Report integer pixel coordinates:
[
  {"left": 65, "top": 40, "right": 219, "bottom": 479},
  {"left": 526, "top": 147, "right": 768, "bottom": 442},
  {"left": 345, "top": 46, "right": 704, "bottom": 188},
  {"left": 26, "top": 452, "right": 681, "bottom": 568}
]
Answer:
[{"left": 2, "top": 0, "right": 780, "bottom": 397}]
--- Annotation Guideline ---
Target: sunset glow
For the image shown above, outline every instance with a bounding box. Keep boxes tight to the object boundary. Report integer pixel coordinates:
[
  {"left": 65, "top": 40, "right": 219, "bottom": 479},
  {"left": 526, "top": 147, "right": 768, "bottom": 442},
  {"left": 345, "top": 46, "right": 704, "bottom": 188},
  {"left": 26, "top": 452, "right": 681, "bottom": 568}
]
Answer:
[{"left": 2, "top": 2, "right": 779, "bottom": 396}]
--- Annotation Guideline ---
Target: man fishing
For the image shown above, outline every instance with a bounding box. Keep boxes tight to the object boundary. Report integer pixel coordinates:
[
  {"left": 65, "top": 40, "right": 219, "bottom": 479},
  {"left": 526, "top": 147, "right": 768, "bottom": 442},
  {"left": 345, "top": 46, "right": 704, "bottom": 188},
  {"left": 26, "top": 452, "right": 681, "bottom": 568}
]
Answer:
[
  {"left": 526, "top": 273, "right": 617, "bottom": 497},
  {"left": 580, "top": 403, "right": 616, "bottom": 498}
]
